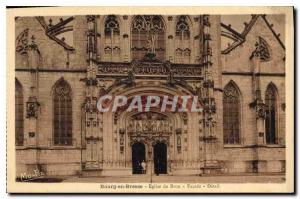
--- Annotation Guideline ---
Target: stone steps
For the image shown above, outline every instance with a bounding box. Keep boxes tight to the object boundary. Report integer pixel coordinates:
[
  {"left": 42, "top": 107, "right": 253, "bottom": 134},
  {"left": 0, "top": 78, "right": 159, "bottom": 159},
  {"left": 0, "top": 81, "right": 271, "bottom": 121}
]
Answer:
[{"left": 81, "top": 169, "right": 103, "bottom": 177}]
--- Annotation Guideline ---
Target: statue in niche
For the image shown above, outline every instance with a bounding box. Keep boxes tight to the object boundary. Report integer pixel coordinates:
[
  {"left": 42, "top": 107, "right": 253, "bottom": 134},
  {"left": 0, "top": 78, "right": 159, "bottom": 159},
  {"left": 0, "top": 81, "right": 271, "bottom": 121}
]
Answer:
[
  {"left": 152, "top": 120, "right": 157, "bottom": 132},
  {"left": 143, "top": 120, "right": 148, "bottom": 132},
  {"left": 147, "top": 30, "right": 157, "bottom": 53},
  {"left": 158, "top": 120, "right": 164, "bottom": 132},
  {"left": 128, "top": 120, "right": 134, "bottom": 132},
  {"left": 136, "top": 120, "right": 141, "bottom": 132}
]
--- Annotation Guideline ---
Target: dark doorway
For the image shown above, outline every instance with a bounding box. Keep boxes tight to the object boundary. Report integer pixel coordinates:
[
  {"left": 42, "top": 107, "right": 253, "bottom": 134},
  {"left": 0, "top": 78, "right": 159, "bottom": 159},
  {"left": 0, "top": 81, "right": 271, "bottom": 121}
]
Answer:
[
  {"left": 132, "top": 142, "right": 146, "bottom": 174},
  {"left": 153, "top": 142, "right": 167, "bottom": 174}
]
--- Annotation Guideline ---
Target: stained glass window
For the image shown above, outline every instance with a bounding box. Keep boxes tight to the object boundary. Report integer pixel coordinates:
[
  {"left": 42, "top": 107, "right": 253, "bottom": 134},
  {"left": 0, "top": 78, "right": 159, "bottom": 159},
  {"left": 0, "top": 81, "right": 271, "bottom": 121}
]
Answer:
[
  {"left": 265, "top": 83, "right": 277, "bottom": 144},
  {"left": 15, "top": 79, "right": 24, "bottom": 146},
  {"left": 223, "top": 81, "right": 241, "bottom": 144},
  {"left": 53, "top": 79, "right": 72, "bottom": 146}
]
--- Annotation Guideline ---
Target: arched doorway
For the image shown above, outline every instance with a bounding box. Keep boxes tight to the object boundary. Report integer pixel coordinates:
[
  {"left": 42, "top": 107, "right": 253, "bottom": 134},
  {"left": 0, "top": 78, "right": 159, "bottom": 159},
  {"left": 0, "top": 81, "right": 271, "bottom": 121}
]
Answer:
[
  {"left": 153, "top": 142, "right": 167, "bottom": 174},
  {"left": 132, "top": 142, "right": 146, "bottom": 174}
]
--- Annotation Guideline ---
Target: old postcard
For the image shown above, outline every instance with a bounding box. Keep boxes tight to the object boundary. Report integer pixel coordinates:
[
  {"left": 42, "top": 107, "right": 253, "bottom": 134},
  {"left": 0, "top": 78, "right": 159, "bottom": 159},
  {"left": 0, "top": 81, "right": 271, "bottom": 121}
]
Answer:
[{"left": 6, "top": 7, "right": 294, "bottom": 193}]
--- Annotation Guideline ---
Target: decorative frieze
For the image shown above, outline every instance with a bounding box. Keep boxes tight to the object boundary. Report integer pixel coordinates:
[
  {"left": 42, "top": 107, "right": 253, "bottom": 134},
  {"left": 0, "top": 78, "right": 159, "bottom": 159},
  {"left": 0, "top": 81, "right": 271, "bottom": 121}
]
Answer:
[{"left": 98, "top": 63, "right": 202, "bottom": 77}]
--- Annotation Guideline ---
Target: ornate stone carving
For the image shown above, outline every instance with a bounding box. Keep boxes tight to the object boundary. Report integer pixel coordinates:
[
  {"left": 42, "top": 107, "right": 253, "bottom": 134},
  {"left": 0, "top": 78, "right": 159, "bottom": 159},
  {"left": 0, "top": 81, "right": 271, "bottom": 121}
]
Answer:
[
  {"left": 249, "top": 99, "right": 267, "bottom": 119},
  {"left": 119, "top": 128, "right": 125, "bottom": 153},
  {"left": 176, "top": 16, "right": 190, "bottom": 37},
  {"left": 26, "top": 96, "right": 40, "bottom": 118},
  {"left": 223, "top": 83, "right": 239, "bottom": 99},
  {"left": 97, "top": 79, "right": 114, "bottom": 89},
  {"left": 127, "top": 113, "right": 171, "bottom": 134},
  {"left": 256, "top": 102, "right": 267, "bottom": 119},
  {"left": 16, "top": 29, "right": 29, "bottom": 54},
  {"left": 86, "top": 78, "right": 98, "bottom": 86},
  {"left": 203, "top": 15, "right": 210, "bottom": 27},
  {"left": 84, "top": 97, "right": 98, "bottom": 113},
  {"left": 165, "top": 61, "right": 175, "bottom": 86},
  {"left": 251, "top": 36, "right": 271, "bottom": 61},
  {"left": 203, "top": 97, "right": 216, "bottom": 114},
  {"left": 175, "top": 128, "right": 182, "bottom": 153},
  {"left": 203, "top": 79, "right": 214, "bottom": 88},
  {"left": 86, "top": 15, "right": 96, "bottom": 22},
  {"left": 98, "top": 62, "right": 202, "bottom": 77},
  {"left": 180, "top": 112, "right": 188, "bottom": 125},
  {"left": 16, "top": 29, "right": 39, "bottom": 54},
  {"left": 127, "top": 112, "right": 172, "bottom": 146}
]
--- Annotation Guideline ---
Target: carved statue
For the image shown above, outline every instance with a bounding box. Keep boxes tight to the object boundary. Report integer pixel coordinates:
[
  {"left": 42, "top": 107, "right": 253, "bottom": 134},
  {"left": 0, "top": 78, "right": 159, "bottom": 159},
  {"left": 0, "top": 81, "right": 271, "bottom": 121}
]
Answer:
[
  {"left": 128, "top": 120, "right": 134, "bottom": 132},
  {"left": 165, "top": 61, "right": 176, "bottom": 86},
  {"left": 147, "top": 30, "right": 157, "bottom": 53}
]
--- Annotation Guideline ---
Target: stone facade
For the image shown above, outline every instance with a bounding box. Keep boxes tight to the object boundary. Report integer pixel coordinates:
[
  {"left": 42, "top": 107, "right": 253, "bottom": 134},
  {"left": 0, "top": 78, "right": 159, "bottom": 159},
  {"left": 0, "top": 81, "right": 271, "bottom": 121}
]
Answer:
[{"left": 15, "top": 14, "right": 285, "bottom": 178}]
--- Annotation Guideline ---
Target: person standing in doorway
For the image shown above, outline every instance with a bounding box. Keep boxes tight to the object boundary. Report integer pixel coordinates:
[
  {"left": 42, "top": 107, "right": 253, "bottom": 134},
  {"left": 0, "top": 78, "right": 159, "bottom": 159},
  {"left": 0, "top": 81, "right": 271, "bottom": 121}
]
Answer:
[{"left": 141, "top": 160, "right": 147, "bottom": 174}]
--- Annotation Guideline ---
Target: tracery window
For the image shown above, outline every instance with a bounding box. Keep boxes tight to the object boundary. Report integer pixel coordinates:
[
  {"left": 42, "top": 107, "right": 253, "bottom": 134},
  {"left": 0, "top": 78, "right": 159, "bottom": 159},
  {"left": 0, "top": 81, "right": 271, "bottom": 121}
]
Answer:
[
  {"left": 265, "top": 83, "right": 278, "bottom": 144},
  {"left": 223, "top": 81, "right": 241, "bottom": 144},
  {"left": 131, "top": 15, "right": 165, "bottom": 61},
  {"left": 256, "top": 37, "right": 271, "bottom": 62},
  {"left": 53, "top": 79, "right": 72, "bottom": 146},
  {"left": 16, "top": 29, "right": 29, "bottom": 68},
  {"left": 104, "top": 15, "right": 120, "bottom": 62},
  {"left": 15, "top": 79, "right": 24, "bottom": 146},
  {"left": 174, "top": 16, "right": 191, "bottom": 64}
]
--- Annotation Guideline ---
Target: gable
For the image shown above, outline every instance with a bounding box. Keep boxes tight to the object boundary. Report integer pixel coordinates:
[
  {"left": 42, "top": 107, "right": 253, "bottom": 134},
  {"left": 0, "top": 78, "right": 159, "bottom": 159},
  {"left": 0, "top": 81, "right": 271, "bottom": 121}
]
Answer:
[{"left": 222, "top": 15, "right": 285, "bottom": 57}]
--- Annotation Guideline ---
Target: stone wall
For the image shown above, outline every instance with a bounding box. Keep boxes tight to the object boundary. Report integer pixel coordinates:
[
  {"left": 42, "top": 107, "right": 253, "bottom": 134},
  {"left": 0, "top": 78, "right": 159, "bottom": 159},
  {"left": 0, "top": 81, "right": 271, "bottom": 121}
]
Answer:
[{"left": 219, "top": 15, "right": 286, "bottom": 173}]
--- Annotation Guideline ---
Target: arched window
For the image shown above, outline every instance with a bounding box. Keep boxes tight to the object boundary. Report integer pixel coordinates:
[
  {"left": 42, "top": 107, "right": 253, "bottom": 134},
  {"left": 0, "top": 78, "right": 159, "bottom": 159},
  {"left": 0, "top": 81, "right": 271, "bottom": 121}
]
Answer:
[
  {"left": 15, "top": 79, "right": 24, "bottom": 146},
  {"left": 223, "top": 81, "right": 241, "bottom": 144},
  {"left": 131, "top": 15, "right": 165, "bottom": 61},
  {"left": 175, "top": 16, "right": 191, "bottom": 64},
  {"left": 53, "top": 78, "right": 72, "bottom": 146},
  {"left": 104, "top": 15, "right": 120, "bottom": 62},
  {"left": 265, "top": 83, "right": 278, "bottom": 144}
]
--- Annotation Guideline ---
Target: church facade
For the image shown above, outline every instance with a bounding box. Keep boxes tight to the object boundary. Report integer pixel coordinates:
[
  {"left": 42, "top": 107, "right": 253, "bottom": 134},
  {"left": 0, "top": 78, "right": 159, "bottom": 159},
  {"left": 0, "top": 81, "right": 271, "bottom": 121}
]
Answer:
[{"left": 15, "top": 14, "right": 286, "bottom": 177}]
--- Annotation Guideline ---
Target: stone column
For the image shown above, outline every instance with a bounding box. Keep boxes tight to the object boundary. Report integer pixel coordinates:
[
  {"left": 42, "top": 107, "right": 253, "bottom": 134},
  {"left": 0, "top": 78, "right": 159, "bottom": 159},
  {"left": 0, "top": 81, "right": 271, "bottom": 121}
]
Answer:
[
  {"left": 25, "top": 36, "right": 40, "bottom": 148},
  {"left": 84, "top": 15, "right": 103, "bottom": 171},
  {"left": 250, "top": 51, "right": 267, "bottom": 173},
  {"left": 254, "top": 55, "right": 266, "bottom": 146},
  {"left": 201, "top": 15, "right": 220, "bottom": 174},
  {"left": 23, "top": 35, "right": 42, "bottom": 173},
  {"left": 122, "top": 15, "right": 130, "bottom": 62}
]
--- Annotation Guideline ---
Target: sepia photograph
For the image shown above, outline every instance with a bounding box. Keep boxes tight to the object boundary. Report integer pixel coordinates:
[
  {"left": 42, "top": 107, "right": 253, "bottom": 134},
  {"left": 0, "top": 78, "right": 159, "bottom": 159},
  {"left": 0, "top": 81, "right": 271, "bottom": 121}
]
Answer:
[{"left": 6, "top": 6, "right": 294, "bottom": 193}]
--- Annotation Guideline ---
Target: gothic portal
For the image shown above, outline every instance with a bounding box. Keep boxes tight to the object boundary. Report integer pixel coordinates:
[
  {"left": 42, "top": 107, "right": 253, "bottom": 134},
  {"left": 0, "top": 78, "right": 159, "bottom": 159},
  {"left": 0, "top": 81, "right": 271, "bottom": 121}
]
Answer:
[{"left": 15, "top": 14, "right": 286, "bottom": 177}]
